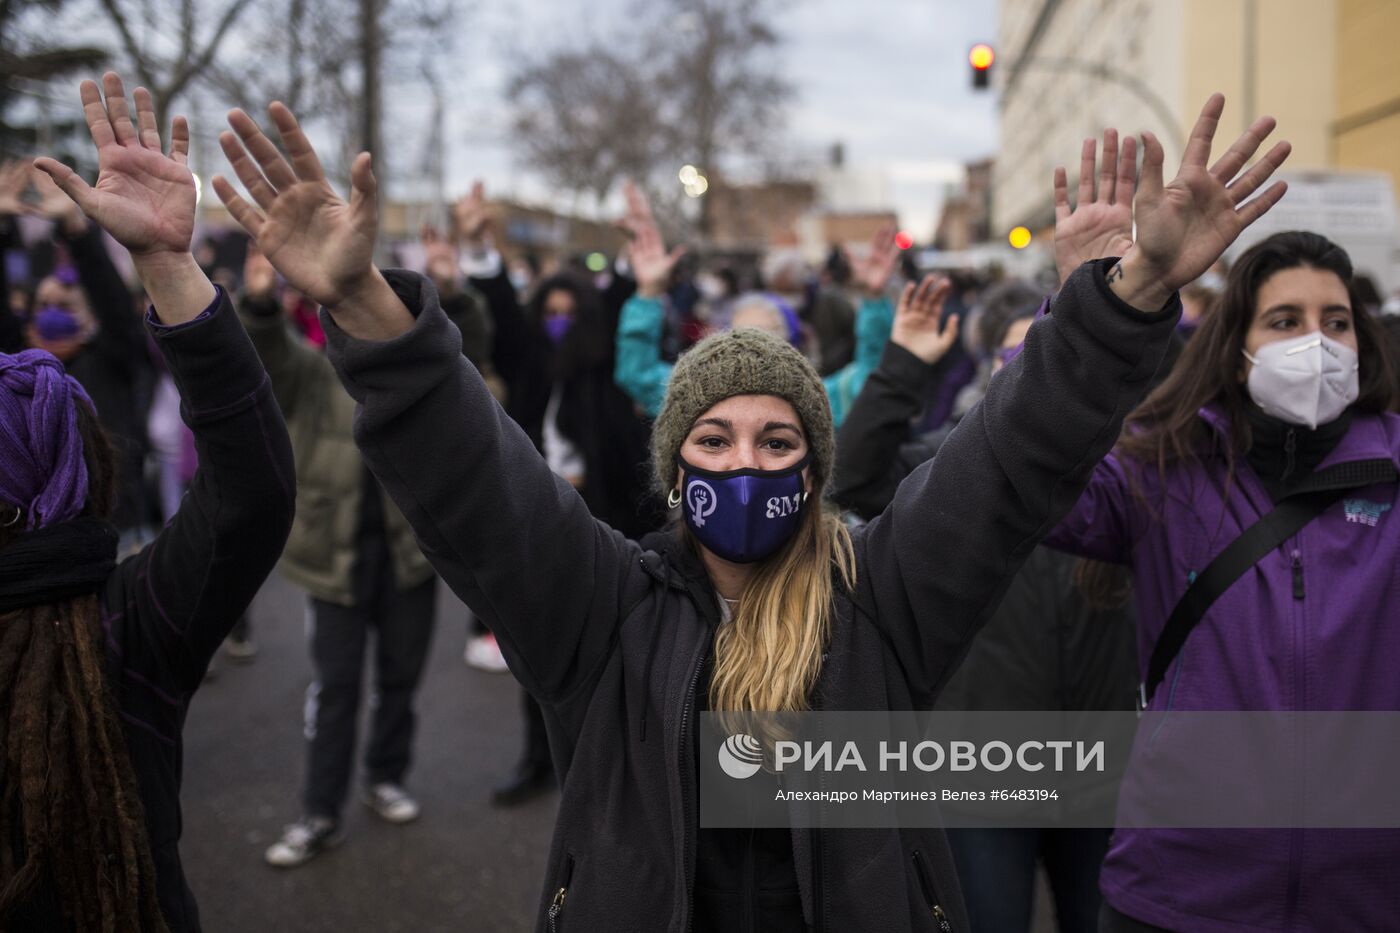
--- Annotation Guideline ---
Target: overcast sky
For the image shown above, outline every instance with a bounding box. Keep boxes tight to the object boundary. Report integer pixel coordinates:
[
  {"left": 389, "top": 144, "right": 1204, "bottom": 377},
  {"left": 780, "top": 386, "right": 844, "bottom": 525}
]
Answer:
[{"left": 413, "top": 0, "right": 1001, "bottom": 239}]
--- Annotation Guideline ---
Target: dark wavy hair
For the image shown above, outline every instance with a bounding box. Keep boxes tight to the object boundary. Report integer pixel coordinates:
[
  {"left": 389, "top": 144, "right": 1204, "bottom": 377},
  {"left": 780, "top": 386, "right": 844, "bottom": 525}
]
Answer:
[
  {"left": 1117, "top": 231, "right": 1399, "bottom": 479},
  {"left": 0, "top": 401, "right": 169, "bottom": 932}
]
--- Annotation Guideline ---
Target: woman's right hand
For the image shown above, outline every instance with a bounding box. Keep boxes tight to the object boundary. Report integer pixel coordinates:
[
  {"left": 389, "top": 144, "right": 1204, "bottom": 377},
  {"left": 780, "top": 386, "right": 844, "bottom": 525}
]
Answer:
[
  {"left": 213, "top": 102, "right": 412, "bottom": 339},
  {"left": 1111, "top": 93, "right": 1290, "bottom": 311}
]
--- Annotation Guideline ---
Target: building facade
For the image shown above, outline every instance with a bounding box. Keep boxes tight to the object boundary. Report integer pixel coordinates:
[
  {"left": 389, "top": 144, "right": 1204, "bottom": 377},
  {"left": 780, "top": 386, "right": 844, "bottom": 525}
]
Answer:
[{"left": 993, "top": 0, "right": 1341, "bottom": 235}]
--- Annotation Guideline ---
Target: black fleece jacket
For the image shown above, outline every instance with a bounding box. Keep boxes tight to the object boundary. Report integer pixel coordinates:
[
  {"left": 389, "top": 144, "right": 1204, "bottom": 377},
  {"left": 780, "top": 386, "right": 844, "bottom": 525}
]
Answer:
[
  {"left": 323, "top": 261, "right": 1178, "bottom": 933},
  {"left": 98, "top": 292, "right": 293, "bottom": 930},
  {"left": 833, "top": 339, "right": 1138, "bottom": 712}
]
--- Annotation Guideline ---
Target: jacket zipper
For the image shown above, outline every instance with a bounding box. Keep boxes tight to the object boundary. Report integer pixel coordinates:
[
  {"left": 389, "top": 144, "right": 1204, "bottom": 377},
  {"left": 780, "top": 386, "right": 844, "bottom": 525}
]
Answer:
[
  {"left": 1284, "top": 534, "right": 1306, "bottom": 920},
  {"left": 547, "top": 854, "right": 574, "bottom": 932},
  {"left": 911, "top": 850, "right": 953, "bottom": 931}
]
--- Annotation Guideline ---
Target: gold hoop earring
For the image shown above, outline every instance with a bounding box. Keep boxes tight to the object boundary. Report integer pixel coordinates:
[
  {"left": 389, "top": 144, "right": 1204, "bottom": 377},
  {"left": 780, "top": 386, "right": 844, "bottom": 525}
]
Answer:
[
  {"left": 2, "top": 506, "right": 22, "bottom": 528},
  {"left": 667, "top": 488, "right": 682, "bottom": 509}
]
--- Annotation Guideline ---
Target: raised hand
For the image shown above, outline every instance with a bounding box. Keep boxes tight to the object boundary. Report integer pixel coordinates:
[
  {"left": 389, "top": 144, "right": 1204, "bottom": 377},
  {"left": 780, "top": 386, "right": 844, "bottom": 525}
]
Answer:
[
  {"left": 420, "top": 224, "right": 459, "bottom": 291},
  {"left": 33, "top": 74, "right": 195, "bottom": 259},
  {"left": 34, "top": 72, "right": 211, "bottom": 323},
  {"left": 213, "top": 102, "right": 408, "bottom": 338},
  {"left": 618, "top": 182, "right": 682, "bottom": 298},
  {"left": 1113, "top": 93, "right": 1290, "bottom": 311},
  {"left": 0, "top": 160, "right": 29, "bottom": 217},
  {"left": 243, "top": 245, "right": 278, "bottom": 301},
  {"left": 29, "top": 164, "right": 88, "bottom": 235},
  {"left": 617, "top": 180, "right": 657, "bottom": 242},
  {"left": 1053, "top": 129, "right": 1136, "bottom": 286},
  {"left": 850, "top": 224, "right": 901, "bottom": 298},
  {"left": 891, "top": 274, "right": 959, "bottom": 365},
  {"left": 452, "top": 180, "right": 492, "bottom": 246}
]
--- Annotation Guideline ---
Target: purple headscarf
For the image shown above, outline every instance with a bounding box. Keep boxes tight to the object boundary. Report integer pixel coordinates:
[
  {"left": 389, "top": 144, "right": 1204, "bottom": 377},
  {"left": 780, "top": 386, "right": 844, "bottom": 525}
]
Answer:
[{"left": 0, "top": 349, "right": 95, "bottom": 531}]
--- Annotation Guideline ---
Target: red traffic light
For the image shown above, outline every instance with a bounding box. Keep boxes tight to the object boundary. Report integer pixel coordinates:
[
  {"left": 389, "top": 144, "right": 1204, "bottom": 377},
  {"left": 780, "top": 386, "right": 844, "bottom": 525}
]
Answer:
[
  {"left": 894, "top": 230, "right": 914, "bottom": 250},
  {"left": 969, "top": 44, "right": 995, "bottom": 71}
]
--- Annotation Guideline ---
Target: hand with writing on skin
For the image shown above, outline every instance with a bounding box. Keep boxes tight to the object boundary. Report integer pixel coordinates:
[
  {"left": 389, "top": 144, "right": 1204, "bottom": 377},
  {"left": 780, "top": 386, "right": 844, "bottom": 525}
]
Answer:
[
  {"left": 1106, "top": 93, "right": 1291, "bottom": 312},
  {"left": 213, "top": 100, "right": 411, "bottom": 340},
  {"left": 1053, "top": 129, "right": 1136, "bottom": 288},
  {"left": 891, "top": 274, "right": 960, "bottom": 365},
  {"left": 34, "top": 72, "right": 214, "bottom": 324}
]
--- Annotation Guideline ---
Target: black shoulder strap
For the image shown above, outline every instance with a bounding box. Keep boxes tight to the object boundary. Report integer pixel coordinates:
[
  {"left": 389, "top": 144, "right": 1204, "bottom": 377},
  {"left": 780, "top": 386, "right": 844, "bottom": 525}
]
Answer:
[{"left": 1140, "top": 485, "right": 1352, "bottom": 710}]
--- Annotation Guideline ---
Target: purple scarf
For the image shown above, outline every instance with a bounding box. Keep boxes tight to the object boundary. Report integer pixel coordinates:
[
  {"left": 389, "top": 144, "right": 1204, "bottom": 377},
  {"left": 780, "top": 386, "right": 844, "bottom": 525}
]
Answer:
[{"left": 0, "top": 349, "right": 95, "bottom": 531}]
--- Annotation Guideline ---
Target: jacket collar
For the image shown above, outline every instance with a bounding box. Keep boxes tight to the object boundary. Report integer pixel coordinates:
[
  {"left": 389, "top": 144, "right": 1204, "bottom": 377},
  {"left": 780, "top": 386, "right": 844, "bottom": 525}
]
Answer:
[
  {"left": 1197, "top": 403, "right": 1400, "bottom": 470},
  {"left": 639, "top": 528, "right": 722, "bottom": 627}
]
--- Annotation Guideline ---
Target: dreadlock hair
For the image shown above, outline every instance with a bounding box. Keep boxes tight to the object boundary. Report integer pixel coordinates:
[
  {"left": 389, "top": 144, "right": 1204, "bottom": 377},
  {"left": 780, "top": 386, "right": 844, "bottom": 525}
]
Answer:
[{"left": 0, "top": 399, "right": 170, "bottom": 933}]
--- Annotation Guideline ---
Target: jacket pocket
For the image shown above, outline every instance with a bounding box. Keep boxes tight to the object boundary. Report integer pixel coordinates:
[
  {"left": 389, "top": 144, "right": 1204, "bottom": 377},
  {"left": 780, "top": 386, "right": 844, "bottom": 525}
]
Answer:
[
  {"left": 911, "top": 849, "right": 953, "bottom": 932},
  {"left": 547, "top": 853, "right": 575, "bottom": 933}
]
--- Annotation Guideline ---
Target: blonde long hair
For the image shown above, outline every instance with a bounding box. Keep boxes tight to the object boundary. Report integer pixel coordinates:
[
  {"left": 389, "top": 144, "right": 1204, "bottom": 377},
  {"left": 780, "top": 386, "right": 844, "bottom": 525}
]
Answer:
[{"left": 706, "top": 494, "right": 856, "bottom": 715}]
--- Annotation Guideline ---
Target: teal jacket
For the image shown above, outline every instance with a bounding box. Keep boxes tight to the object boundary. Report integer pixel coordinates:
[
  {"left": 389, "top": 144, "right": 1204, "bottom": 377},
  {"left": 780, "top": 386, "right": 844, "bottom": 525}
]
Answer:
[{"left": 613, "top": 294, "right": 894, "bottom": 427}]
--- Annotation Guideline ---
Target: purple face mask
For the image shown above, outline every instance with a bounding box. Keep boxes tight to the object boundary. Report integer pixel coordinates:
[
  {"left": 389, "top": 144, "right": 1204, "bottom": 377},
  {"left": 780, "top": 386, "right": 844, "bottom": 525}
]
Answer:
[
  {"left": 676, "top": 451, "right": 810, "bottom": 564},
  {"left": 544, "top": 315, "right": 573, "bottom": 344},
  {"left": 34, "top": 305, "right": 81, "bottom": 341}
]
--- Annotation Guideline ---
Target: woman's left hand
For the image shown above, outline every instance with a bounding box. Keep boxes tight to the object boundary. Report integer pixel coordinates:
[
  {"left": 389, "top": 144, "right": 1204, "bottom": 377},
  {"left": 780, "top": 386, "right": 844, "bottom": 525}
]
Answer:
[{"left": 1113, "top": 93, "right": 1290, "bottom": 311}]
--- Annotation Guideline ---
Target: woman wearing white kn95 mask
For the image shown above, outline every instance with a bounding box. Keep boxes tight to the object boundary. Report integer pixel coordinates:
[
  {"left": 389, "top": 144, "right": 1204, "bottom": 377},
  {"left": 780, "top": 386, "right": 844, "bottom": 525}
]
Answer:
[{"left": 1046, "top": 229, "right": 1400, "bottom": 933}]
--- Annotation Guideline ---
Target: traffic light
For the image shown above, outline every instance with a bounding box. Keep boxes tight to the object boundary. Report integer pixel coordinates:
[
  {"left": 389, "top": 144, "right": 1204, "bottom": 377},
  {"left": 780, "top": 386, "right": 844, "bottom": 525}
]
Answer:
[{"left": 969, "top": 43, "right": 994, "bottom": 90}]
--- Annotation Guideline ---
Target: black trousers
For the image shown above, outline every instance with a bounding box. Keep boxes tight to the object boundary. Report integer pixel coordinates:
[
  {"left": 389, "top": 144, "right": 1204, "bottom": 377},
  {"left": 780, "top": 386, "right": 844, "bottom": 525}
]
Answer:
[
  {"left": 1098, "top": 902, "right": 1173, "bottom": 932},
  {"left": 302, "top": 573, "right": 437, "bottom": 820},
  {"left": 946, "top": 827, "right": 1110, "bottom": 933}
]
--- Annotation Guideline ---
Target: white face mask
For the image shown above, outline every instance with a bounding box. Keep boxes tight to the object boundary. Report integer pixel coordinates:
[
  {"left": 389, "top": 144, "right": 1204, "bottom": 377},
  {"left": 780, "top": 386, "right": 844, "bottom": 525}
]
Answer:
[{"left": 1241, "top": 331, "right": 1360, "bottom": 429}]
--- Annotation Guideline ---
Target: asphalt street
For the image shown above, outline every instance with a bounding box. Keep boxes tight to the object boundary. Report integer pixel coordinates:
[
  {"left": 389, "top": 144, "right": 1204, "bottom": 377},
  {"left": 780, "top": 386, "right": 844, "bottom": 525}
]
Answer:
[
  {"left": 179, "top": 572, "right": 1059, "bottom": 932},
  {"left": 180, "top": 573, "right": 556, "bottom": 933}
]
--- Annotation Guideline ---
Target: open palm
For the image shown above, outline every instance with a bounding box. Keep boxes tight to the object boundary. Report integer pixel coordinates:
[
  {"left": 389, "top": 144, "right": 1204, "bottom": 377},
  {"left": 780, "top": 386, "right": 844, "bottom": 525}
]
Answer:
[
  {"left": 891, "top": 274, "right": 959, "bottom": 364},
  {"left": 621, "top": 183, "right": 683, "bottom": 297},
  {"left": 1054, "top": 130, "right": 1136, "bottom": 286},
  {"left": 851, "top": 224, "right": 900, "bottom": 297},
  {"left": 34, "top": 74, "right": 195, "bottom": 257},
  {"left": 1129, "top": 94, "right": 1291, "bottom": 292},
  {"left": 213, "top": 104, "right": 377, "bottom": 308}
]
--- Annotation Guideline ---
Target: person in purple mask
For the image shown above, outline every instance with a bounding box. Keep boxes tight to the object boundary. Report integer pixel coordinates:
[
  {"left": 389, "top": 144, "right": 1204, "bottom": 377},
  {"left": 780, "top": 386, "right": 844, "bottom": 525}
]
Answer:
[
  {"left": 213, "top": 91, "right": 1284, "bottom": 932},
  {"left": 0, "top": 72, "right": 293, "bottom": 932}
]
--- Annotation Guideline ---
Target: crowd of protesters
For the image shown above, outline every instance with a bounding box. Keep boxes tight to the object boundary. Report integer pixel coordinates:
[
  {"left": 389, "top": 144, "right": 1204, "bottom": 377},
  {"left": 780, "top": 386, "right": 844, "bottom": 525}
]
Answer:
[{"left": 3, "top": 70, "right": 1400, "bottom": 933}]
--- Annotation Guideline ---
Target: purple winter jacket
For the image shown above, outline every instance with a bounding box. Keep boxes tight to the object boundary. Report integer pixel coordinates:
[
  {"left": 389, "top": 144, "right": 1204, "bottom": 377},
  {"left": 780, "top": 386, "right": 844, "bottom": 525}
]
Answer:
[{"left": 1046, "top": 403, "right": 1400, "bottom": 933}]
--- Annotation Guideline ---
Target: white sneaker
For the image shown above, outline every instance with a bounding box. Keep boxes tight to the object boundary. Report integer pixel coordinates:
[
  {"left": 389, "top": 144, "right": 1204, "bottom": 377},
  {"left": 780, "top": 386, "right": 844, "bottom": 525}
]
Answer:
[
  {"left": 463, "top": 632, "right": 510, "bottom": 673},
  {"left": 264, "top": 817, "right": 342, "bottom": 868},
  {"left": 363, "top": 783, "right": 421, "bottom": 824}
]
